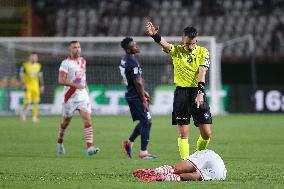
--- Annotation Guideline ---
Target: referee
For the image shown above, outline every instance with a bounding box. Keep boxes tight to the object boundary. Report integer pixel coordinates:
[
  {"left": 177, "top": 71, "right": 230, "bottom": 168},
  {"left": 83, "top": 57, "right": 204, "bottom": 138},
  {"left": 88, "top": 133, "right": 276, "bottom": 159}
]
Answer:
[{"left": 146, "top": 21, "right": 212, "bottom": 160}]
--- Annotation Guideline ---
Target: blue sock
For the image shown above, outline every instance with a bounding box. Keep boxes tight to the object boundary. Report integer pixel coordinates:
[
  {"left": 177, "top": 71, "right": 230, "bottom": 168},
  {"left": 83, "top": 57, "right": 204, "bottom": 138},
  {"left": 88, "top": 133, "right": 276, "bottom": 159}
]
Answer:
[
  {"left": 129, "top": 121, "right": 142, "bottom": 142},
  {"left": 140, "top": 121, "right": 152, "bottom": 151}
]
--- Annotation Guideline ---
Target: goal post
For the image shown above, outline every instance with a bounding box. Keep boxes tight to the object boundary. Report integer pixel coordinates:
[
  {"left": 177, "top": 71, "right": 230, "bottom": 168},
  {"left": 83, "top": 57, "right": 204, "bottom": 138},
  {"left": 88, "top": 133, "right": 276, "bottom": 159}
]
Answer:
[{"left": 0, "top": 36, "right": 225, "bottom": 115}]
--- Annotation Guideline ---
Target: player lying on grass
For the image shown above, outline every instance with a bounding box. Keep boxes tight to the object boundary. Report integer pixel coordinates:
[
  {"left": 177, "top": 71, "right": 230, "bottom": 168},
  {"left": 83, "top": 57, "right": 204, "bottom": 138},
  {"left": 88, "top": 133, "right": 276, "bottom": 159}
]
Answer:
[{"left": 133, "top": 149, "right": 227, "bottom": 182}]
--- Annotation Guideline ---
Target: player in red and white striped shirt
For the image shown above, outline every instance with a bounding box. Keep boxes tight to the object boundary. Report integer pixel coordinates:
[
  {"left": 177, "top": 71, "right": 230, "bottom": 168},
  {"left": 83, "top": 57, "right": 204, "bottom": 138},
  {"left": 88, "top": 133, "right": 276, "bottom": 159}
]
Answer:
[
  {"left": 133, "top": 149, "right": 227, "bottom": 182},
  {"left": 56, "top": 41, "right": 99, "bottom": 155}
]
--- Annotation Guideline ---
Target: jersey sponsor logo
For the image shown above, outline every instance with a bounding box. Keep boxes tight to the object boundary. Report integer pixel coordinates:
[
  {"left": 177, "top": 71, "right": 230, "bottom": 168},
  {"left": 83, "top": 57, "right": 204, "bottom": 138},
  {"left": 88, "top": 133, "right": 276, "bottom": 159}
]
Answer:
[
  {"left": 75, "top": 70, "right": 84, "bottom": 78},
  {"left": 133, "top": 67, "right": 139, "bottom": 74},
  {"left": 29, "top": 71, "right": 37, "bottom": 78},
  {"left": 133, "top": 67, "right": 142, "bottom": 74}
]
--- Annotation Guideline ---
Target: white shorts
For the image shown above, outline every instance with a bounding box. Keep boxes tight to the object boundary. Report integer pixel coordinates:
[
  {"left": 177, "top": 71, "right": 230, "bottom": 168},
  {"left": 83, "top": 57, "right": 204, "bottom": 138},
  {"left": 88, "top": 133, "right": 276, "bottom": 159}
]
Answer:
[
  {"left": 62, "top": 100, "right": 92, "bottom": 118},
  {"left": 187, "top": 149, "right": 227, "bottom": 181}
]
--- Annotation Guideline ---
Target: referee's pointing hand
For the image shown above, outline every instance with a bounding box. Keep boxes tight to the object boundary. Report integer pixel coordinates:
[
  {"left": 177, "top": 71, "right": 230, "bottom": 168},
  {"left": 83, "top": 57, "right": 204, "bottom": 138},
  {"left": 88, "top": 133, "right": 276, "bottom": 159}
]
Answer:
[{"left": 195, "top": 93, "right": 204, "bottom": 108}]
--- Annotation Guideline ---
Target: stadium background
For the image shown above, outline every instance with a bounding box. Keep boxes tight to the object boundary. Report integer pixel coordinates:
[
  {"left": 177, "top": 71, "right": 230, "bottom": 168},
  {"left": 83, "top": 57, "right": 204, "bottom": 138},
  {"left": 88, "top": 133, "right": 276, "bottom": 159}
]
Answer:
[
  {"left": 0, "top": 1, "right": 284, "bottom": 189},
  {"left": 0, "top": 0, "right": 284, "bottom": 114}
]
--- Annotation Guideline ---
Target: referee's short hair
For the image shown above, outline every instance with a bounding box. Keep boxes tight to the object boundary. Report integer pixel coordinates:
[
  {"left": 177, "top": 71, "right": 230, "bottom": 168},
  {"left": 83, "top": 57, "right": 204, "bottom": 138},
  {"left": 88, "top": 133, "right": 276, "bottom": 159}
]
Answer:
[
  {"left": 121, "top": 37, "right": 133, "bottom": 51},
  {"left": 183, "top": 27, "right": 198, "bottom": 39}
]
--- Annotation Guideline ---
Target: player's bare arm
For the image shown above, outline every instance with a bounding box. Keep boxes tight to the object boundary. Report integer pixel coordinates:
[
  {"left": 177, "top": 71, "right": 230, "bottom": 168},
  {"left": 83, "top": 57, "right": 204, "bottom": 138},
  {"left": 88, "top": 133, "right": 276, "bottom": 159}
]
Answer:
[
  {"left": 39, "top": 72, "right": 45, "bottom": 93},
  {"left": 19, "top": 66, "right": 27, "bottom": 90},
  {"left": 144, "top": 91, "right": 150, "bottom": 102},
  {"left": 133, "top": 76, "right": 148, "bottom": 111},
  {"left": 146, "top": 21, "right": 172, "bottom": 52},
  {"left": 195, "top": 66, "right": 208, "bottom": 108},
  {"left": 198, "top": 66, "right": 208, "bottom": 83},
  {"left": 58, "top": 72, "right": 84, "bottom": 89}
]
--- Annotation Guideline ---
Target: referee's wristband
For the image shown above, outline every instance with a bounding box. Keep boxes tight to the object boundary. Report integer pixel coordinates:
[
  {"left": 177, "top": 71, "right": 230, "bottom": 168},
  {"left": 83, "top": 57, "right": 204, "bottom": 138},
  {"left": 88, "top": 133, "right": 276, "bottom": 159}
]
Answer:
[
  {"left": 198, "top": 82, "right": 205, "bottom": 93},
  {"left": 151, "top": 33, "right": 161, "bottom": 43}
]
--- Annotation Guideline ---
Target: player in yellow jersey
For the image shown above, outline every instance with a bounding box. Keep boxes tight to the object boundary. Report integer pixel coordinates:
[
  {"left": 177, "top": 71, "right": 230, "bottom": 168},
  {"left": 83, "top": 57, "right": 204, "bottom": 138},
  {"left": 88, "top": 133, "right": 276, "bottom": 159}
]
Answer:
[
  {"left": 20, "top": 53, "right": 44, "bottom": 124},
  {"left": 146, "top": 21, "right": 212, "bottom": 160}
]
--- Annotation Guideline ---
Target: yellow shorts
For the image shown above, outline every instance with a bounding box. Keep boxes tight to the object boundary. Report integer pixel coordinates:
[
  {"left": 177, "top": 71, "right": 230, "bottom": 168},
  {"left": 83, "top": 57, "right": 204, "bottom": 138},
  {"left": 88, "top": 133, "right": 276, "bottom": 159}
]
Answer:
[{"left": 24, "top": 87, "right": 40, "bottom": 104}]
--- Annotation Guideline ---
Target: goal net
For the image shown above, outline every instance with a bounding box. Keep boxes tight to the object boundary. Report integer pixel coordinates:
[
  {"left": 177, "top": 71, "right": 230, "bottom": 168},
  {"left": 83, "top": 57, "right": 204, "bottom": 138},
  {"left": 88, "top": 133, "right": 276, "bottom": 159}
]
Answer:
[{"left": 0, "top": 36, "right": 225, "bottom": 115}]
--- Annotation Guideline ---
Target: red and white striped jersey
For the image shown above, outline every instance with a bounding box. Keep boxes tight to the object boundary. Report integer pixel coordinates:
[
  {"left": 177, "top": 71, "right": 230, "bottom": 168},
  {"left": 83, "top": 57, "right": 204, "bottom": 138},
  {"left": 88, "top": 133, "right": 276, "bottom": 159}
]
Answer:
[{"left": 59, "top": 56, "right": 89, "bottom": 103}]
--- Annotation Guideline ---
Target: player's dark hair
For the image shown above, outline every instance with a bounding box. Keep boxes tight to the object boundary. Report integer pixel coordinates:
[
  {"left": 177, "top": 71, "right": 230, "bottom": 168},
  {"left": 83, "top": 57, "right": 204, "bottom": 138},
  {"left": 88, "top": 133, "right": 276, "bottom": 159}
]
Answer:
[
  {"left": 121, "top": 37, "right": 133, "bottom": 51},
  {"left": 183, "top": 27, "right": 198, "bottom": 39},
  {"left": 69, "top": 41, "right": 79, "bottom": 46}
]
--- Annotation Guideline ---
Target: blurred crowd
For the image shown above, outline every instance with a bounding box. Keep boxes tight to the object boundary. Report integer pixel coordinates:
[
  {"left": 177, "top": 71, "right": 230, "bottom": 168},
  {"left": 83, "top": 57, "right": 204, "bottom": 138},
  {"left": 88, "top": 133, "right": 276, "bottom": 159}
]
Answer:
[
  {"left": 29, "top": 0, "right": 284, "bottom": 57},
  {"left": 1, "top": 0, "right": 284, "bottom": 56}
]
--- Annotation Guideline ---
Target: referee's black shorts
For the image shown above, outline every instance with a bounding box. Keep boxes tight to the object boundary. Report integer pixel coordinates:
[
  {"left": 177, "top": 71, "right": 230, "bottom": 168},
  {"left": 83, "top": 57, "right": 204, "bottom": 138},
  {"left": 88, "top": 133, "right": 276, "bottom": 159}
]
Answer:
[{"left": 172, "top": 86, "right": 212, "bottom": 126}]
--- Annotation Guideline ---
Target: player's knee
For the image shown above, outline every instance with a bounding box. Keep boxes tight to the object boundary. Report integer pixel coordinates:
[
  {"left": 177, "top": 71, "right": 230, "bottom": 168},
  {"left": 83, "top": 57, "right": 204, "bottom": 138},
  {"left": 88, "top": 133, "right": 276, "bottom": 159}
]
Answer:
[
  {"left": 80, "top": 113, "right": 92, "bottom": 125},
  {"left": 83, "top": 116, "right": 92, "bottom": 126}
]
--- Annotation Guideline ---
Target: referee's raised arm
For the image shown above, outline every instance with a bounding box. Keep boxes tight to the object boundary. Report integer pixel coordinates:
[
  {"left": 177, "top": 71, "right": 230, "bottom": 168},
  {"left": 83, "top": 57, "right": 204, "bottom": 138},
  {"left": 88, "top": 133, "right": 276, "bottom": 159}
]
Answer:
[{"left": 146, "top": 21, "right": 172, "bottom": 52}]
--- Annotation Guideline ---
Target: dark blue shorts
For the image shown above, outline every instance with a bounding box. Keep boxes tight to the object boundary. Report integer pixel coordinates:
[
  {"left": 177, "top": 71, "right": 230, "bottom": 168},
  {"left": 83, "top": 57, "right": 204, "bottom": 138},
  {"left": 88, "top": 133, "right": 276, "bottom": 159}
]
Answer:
[{"left": 126, "top": 98, "right": 151, "bottom": 122}]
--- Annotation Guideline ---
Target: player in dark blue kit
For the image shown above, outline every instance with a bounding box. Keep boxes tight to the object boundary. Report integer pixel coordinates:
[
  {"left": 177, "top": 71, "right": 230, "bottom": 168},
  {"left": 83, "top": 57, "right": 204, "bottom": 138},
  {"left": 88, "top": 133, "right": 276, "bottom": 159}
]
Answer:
[{"left": 119, "top": 37, "right": 157, "bottom": 159}]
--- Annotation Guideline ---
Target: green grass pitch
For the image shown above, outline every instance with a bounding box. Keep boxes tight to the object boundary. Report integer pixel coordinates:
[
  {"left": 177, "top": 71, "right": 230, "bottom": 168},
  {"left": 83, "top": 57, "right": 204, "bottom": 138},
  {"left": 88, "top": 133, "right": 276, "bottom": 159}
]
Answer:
[{"left": 0, "top": 114, "right": 284, "bottom": 189}]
